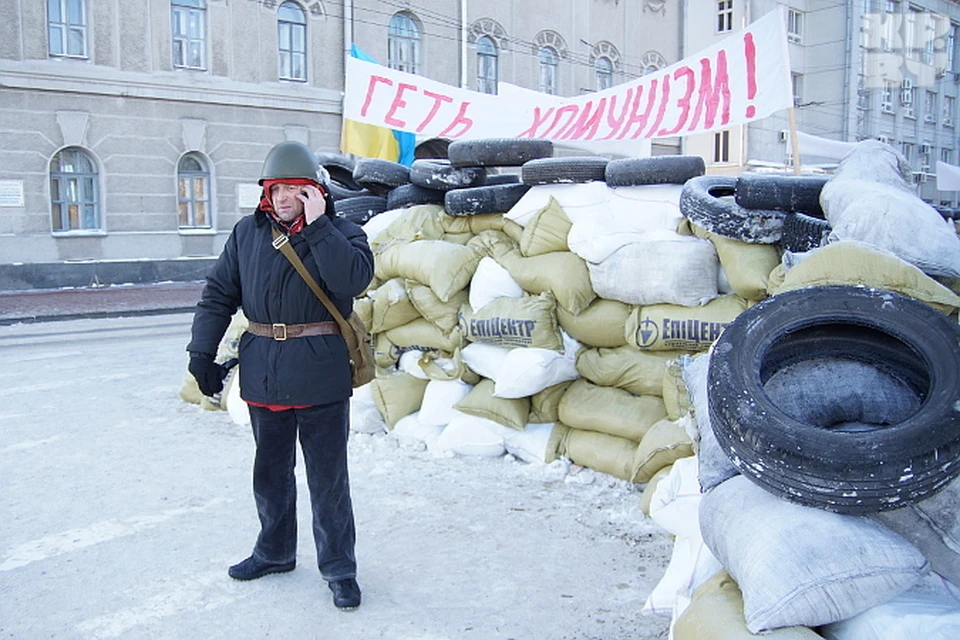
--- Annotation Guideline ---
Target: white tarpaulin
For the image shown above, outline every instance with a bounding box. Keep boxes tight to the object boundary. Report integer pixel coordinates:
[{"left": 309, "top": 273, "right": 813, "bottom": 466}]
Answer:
[
  {"left": 937, "top": 161, "right": 960, "bottom": 191},
  {"left": 785, "top": 130, "right": 858, "bottom": 161},
  {"left": 343, "top": 10, "right": 792, "bottom": 142}
]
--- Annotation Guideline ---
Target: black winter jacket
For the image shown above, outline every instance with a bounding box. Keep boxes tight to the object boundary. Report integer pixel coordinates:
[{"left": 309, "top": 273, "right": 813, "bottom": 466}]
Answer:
[{"left": 187, "top": 208, "right": 374, "bottom": 406}]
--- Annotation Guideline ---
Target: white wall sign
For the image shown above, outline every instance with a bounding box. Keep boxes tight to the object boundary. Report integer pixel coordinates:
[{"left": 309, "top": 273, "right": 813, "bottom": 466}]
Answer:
[{"left": 0, "top": 180, "right": 25, "bottom": 207}]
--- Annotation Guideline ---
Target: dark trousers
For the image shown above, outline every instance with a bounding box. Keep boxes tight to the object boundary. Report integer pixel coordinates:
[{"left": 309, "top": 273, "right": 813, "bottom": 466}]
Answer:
[{"left": 247, "top": 401, "right": 356, "bottom": 582}]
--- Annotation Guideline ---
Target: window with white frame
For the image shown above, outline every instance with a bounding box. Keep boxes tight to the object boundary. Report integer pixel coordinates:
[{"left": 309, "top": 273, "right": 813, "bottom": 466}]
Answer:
[
  {"left": 278, "top": 2, "right": 306, "bottom": 81},
  {"left": 882, "top": 1, "right": 899, "bottom": 52},
  {"left": 717, "top": 1, "right": 734, "bottom": 33},
  {"left": 942, "top": 147, "right": 953, "bottom": 164},
  {"left": 476, "top": 36, "right": 498, "bottom": 95},
  {"left": 944, "top": 95, "right": 955, "bottom": 126},
  {"left": 881, "top": 80, "right": 895, "bottom": 112},
  {"left": 595, "top": 56, "right": 613, "bottom": 91},
  {"left": 919, "top": 143, "right": 932, "bottom": 171},
  {"left": 177, "top": 153, "right": 211, "bottom": 229},
  {"left": 787, "top": 9, "right": 803, "bottom": 44},
  {"left": 949, "top": 24, "right": 958, "bottom": 72},
  {"left": 50, "top": 147, "right": 100, "bottom": 232},
  {"left": 902, "top": 142, "right": 914, "bottom": 165},
  {"left": 925, "top": 90, "right": 937, "bottom": 122},
  {"left": 172, "top": 0, "right": 206, "bottom": 70},
  {"left": 714, "top": 130, "right": 730, "bottom": 163},
  {"left": 906, "top": 6, "right": 921, "bottom": 61},
  {"left": 388, "top": 12, "right": 421, "bottom": 74},
  {"left": 48, "top": 0, "right": 87, "bottom": 58},
  {"left": 539, "top": 46, "right": 559, "bottom": 95},
  {"left": 792, "top": 73, "right": 803, "bottom": 108}
]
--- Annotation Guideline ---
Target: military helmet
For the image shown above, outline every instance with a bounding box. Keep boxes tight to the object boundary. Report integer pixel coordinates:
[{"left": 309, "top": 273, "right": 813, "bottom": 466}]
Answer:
[{"left": 258, "top": 140, "right": 329, "bottom": 186}]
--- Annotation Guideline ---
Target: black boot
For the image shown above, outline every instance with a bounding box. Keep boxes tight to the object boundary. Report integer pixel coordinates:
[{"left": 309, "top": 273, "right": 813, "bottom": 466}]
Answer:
[
  {"left": 228, "top": 556, "right": 296, "bottom": 581},
  {"left": 328, "top": 578, "right": 361, "bottom": 610}
]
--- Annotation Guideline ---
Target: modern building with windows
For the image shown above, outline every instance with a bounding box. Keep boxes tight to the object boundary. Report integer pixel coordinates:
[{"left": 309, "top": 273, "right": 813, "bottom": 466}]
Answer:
[{"left": 1, "top": 0, "right": 681, "bottom": 286}]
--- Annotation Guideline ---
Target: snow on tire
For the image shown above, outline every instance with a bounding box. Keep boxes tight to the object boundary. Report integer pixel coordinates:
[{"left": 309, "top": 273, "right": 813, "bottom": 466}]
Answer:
[
  {"left": 604, "top": 155, "right": 705, "bottom": 187},
  {"left": 708, "top": 285, "right": 960, "bottom": 515},
  {"left": 409, "top": 159, "right": 486, "bottom": 191},
  {"left": 521, "top": 157, "right": 609, "bottom": 185},
  {"left": 444, "top": 183, "right": 531, "bottom": 216},
  {"left": 734, "top": 173, "right": 828, "bottom": 215},
  {"left": 679, "top": 175, "right": 785, "bottom": 244},
  {"left": 447, "top": 138, "right": 554, "bottom": 168}
]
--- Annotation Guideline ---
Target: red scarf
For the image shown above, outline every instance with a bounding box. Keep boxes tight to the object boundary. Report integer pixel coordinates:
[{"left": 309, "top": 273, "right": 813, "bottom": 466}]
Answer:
[{"left": 259, "top": 178, "right": 326, "bottom": 235}]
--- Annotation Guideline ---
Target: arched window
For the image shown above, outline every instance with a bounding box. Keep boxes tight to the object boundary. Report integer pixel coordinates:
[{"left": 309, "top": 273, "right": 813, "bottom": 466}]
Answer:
[
  {"left": 595, "top": 56, "right": 613, "bottom": 91},
  {"left": 50, "top": 147, "right": 100, "bottom": 232},
  {"left": 476, "top": 36, "right": 498, "bottom": 95},
  {"left": 48, "top": 0, "right": 87, "bottom": 58},
  {"left": 539, "top": 47, "right": 558, "bottom": 95},
  {"left": 172, "top": 0, "right": 206, "bottom": 70},
  {"left": 388, "top": 13, "right": 420, "bottom": 74},
  {"left": 177, "top": 153, "right": 211, "bottom": 229},
  {"left": 278, "top": 1, "right": 307, "bottom": 81}
]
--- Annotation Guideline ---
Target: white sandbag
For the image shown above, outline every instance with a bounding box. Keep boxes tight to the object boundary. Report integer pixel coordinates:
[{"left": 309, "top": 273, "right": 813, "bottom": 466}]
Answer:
[
  {"left": 469, "top": 256, "right": 524, "bottom": 312},
  {"left": 588, "top": 230, "right": 719, "bottom": 307},
  {"left": 649, "top": 455, "right": 706, "bottom": 540},
  {"left": 461, "top": 342, "right": 511, "bottom": 380},
  {"left": 818, "top": 576, "right": 960, "bottom": 640},
  {"left": 493, "top": 347, "right": 579, "bottom": 399},
  {"left": 504, "top": 182, "right": 610, "bottom": 227},
  {"left": 392, "top": 411, "right": 444, "bottom": 448},
  {"left": 361, "top": 206, "right": 407, "bottom": 241},
  {"left": 678, "top": 352, "right": 739, "bottom": 492},
  {"left": 820, "top": 140, "right": 960, "bottom": 278},
  {"left": 434, "top": 413, "right": 511, "bottom": 457},
  {"left": 350, "top": 382, "right": 388, "bottom": 434},
  {"left": 502, "top": 422, "right": 558, "bottom": 464},
  {"left": 567, "top": 217, "right": 647, "bottom": 263},
  {"left": 397, "top": 350, "right": 431, "bottom": 379},
  {"left": 418, "top": 379, "right": 475, "bottom": 426},
  {"left": 605, "top": 184, "right": 685, "bottom": 231},
  {"left": 700, "top": 475, "right": 929, "bottom": 633}
]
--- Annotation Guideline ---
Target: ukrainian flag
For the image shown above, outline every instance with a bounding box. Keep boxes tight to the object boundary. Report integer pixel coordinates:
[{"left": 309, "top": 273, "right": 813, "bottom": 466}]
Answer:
[{"left": 340, "top": 45, "right": 416, "bottom": 165}]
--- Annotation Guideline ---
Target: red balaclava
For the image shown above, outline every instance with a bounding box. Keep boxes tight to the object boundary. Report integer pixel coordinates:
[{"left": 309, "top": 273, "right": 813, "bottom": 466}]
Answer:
[{"left": 259, "top": 178, "right": 327, "bottom": 234}]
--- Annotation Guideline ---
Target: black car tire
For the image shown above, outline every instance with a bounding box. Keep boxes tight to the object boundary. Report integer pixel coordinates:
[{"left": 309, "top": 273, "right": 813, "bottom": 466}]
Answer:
[
  {"left": 448, "top": 138, "right": 554, "bottom": 168},
  {"left": 708, "top": 285, "right": 960, "bottom": 515},
  {"left": 335, "top": 195, "right": 388, "bottom": 224},
  {"left": 484, "top": 172, "right": 521, "bottom": 185},
  {"left": 780, "top": 212, "right": 832, "bottom": 253},
  {"left": 316, "top": 153, "right": 361, "bottom": 190},
  {"left": 444, "top": 183, "right": 531, "bottom": 216},
  {"left": 734, "top": 173, "right": 828, "bottom": 215},
  {"left": 352, "top": 158, "right": 411, "bottom": 196},
  {"left": 604, "top": 155, "right": 705, "bottom": 187},
  {"left": 679, "top": 175, "right": 785, "bottom": 244},
  {"left": 386, "top": 183, "right": 446, "bottom": 209},
  {"left": 521, "top": 156, "right": 609, "bottom": 185}
]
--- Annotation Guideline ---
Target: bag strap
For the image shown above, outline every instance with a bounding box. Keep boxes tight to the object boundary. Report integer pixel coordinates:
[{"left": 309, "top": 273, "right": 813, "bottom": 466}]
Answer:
[{"left": 271, "top": 227, "right": 350, "bottom": 333}]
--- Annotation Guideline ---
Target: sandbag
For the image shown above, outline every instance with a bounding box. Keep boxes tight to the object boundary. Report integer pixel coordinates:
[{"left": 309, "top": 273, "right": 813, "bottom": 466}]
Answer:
[
  {"left": 688, "top": 220, "right": 779, "bottom": 302},
  {"left": 632, "top": 419, "right": 694, "bottom": 483},
  {"left": 353, "top": 296, "right": 373, "bottom": 331},
  {"left": 674, "top": 570, "right": 823, "bottom": 640},
  {"left": 385, "top": 317, "right": 464, "bottom": 354},
  {"left": 504, "top": 182, "right": 609, "bottom": 227},
  {"left": 528, "top": 380, "right": 574, "bottom": 423},
  {"left": 576, "top": 346, "right": 682, "bottom": 397},
  {"left": 558, "top": 379, "right": 667, "bottom": 443},
  {"left": 626, "top": 295, "right": 748, "bottom": 352},
  {"left": 371, "top": 277, "right": 421, "bottom": 333},
  {"left": 453, "top": 377, "right": 531, "bottom": 430},
  {"left": 418, "top": 379, "right": 474, "bottom": 426},
  {"left": 434, "top": 413, "right": 510, "bottom": 457},
  {"left": 493, "top": 347, "right": 578, "bottom": 399},
  {"left": 661, "top": 356, "right": 692, "bottom": 421},
  {"left": 469, "top": 256, "right": 524, "bottom": 312},
  {"left": 405, "top": 281, "right": 468, "bottom": 334},
  {"left": 375, "top": 239, "right": 483, "bottom": 302},
  {"left": 768, "top": 240, "right": 960, "bottom": 314},
  {"left": 700, "top": 475, "right": 929, "bottom": 633},
  {"left": 558, "top": 425, "right": 640, "bottom": 483},
  {"left": 460, "top": 293, "right": 563, "bottom": 351},
  {"left": 460, "top": 342, "right": 511, "bottom": 380},
  {"left": 588, "top": 230, "right": 719, "bottom": 307},
  {"left": 556, "top": 298, "right": 631, "bottom": 348},
  {"left": 639, "top": 464, "right": 673, "bottom": 516},
  {"left": 368, "top": 203, "right": 446, "bottom": 253},
  {"left": 519, "top": 196, "right": 572, "bottom": 256},
  {"left": 371, "top": 371, "right": 430, "bottom": 427},
  {"left": 502, "top": 422, "right": 564, "bottom": 464}
]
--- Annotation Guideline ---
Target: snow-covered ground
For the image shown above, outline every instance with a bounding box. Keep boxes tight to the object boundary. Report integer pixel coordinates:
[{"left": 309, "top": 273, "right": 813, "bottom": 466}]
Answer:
[{"left": 0, "top": 313, "right": 673, "bottom": 639}]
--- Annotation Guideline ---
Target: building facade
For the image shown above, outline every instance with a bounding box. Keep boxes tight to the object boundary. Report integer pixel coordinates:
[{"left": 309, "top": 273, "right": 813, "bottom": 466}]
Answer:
[{"left": 0, "top": 0, "right": 682, "bottom": 287}]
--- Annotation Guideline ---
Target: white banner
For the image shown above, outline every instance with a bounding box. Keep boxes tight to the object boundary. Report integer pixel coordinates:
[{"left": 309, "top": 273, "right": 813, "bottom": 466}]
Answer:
[
  {"left": 343, "top": 9, "right": 793, "bottom": 142},
  {"left": 937, "top": 161, "right": 960, "bottom": 191}
]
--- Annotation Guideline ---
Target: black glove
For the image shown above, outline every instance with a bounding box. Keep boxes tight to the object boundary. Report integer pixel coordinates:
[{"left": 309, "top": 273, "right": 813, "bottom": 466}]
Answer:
[
  {"left": 188, "top": 352, "right": 226, "bottom": 397},
  {"left": 323, "top": 190, "right": 336, "bottom": 217}
]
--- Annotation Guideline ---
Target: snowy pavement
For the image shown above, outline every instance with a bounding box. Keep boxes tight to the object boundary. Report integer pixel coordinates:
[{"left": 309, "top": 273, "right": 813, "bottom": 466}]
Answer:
[{"left": 0, "top": 314, "right": 672, "bottom": 639}]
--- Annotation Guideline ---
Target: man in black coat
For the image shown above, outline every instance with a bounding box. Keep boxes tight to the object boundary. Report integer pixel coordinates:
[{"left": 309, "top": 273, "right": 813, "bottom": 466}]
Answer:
[{"left": 187, "top": 141, "right": 374, "bottom": 610}]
